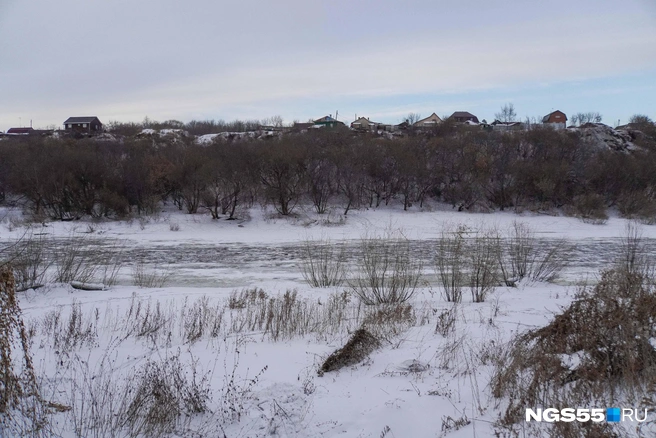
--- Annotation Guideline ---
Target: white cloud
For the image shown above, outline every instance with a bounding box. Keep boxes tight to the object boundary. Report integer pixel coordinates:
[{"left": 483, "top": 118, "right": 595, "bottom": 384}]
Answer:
[{"left": 1, "top": 1, "right": 655, "bottom": 128}]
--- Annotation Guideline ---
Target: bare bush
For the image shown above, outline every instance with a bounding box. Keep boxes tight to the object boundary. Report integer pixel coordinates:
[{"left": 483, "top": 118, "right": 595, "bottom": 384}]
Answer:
[
  {"left": 219, "top": 345, "right": 267, "bottom": 424},
  {"left": 569, "top": 193, "right": 608, "bottom": 224},
  {"left": 617, "top": 189, "right": 656, "bottom": 225},
  {"left": 349, "top": 233, "right": 422, "bottom": 305},
  {"left": 497, "top": 221, "right": 570, "bottom": 284},
  {"left": 435, "top": 225, "right": 466, "bottom": 302},
  {"left": 7, "top": 230, "right": 52, "bottom": 291},
  {"left": 617, "top": 221, "right": 652, "bottom": 278},
  {"left": 299, "top": 237, "right": 346, "bottom": 287},
  {"left": 498, "top": 221, "right": 533, "bottom": 284},
  {"left": 53, "top": 233, "right": 101, "bottom": 284},
  {"left": 132, "top": 260, "right": 171, "bottom": 288},
  {"left": 468, "top": 229, "right": 500, "bottom": 302},
  {"left": 98, "top": 243, "right": 125, "bottom": 287}
]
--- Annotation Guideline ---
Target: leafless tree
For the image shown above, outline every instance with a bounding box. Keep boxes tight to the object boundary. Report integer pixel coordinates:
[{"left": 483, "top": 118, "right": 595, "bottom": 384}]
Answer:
[
  {"left": 494, "top": 103, "right": 517, "bottom": 123},
  {"left": 571, "top": 112, "right": 602, "bottom": 126}
]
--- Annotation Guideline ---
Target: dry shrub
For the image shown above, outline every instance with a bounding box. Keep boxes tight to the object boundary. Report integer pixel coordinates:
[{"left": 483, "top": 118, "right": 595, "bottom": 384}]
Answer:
[
  {"left": 435, "top": 225, "right": 466, "bottom": 302},
  {"left": 492, "top": 267, "right": 656, "bottom": 436},
  {"left": 435, "top": 305, "right": 457, "bottom": 337},
  {"left": 569, "top": 193, "right": 608, "bottom": 224},
  {"left": 617, "top": 189, "right": 656, "bottom": 225},
  {"left": 468, "top": 229, "right": 500, "bottom": 302},
  {"left": 349, "top": 234, "right": 422, "bottom": 304},
  {"left": 319, "top": 328, "right": 381, "bottom": 375},
  {"left": 0, "top": 268, "right": 48, "bottom": 437},
  {"left": 498, "top": 221, "right": 570, "bottom": 285},
  {"left": 299, "top": 237, "right": 346, "bottom": 287},
  {"left": 53, "top": 233, "right": 101, "bottom": 283},
  {"left": 132, "top": 259, "right": 171, "bottom": 288},
  {"left": 7, "top": 231, "right": 51, "bottom": 292},
  {"left": 125, "top": 353, "right": 210, "bottom": 437}
]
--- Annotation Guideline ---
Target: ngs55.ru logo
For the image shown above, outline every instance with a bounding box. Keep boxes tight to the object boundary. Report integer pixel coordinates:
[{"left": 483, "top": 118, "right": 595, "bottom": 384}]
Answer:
[{"left": 526, "top": 408, "right": 649, "bottom": 423}]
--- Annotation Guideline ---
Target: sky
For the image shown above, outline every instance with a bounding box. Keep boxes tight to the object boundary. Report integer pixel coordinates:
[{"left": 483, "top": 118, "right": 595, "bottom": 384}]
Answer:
[{"left": 1, "top": 0, "right": 655, "bottom": 131}]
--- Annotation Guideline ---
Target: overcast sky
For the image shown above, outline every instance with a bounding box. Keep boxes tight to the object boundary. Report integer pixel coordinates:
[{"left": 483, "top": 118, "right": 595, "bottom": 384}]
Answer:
[{"left": 1, "top": 0, "right": 655, "bottom": 130}]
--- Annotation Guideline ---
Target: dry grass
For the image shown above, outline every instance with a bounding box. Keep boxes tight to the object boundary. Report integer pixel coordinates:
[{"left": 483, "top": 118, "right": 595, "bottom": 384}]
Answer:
[
  {"left": 0, "top": 268, "right": 48, "bottom": 437},
  {"left": 492, "top": 267, "right": 656, "bottom": 436},
  {"left": 319, "top": 328, "right": 381, "bottom": 375}
]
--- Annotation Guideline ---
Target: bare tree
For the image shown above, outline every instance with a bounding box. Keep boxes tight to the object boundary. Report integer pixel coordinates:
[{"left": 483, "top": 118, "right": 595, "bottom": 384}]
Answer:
[
  {"left": 571, "top": 112, "right": 602, "bottom": 126},
  {"left": 494, "top": 103, "right": 517, "bottom": 123},
  {"left": 405, "top": 113, "right": 421, "bottom": 125}
]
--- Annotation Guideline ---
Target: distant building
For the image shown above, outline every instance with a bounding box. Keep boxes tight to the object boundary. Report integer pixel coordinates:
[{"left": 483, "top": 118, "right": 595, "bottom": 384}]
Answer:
[
  {"left": 491, "top": 120, "right": 525, "bottom": 132},
  {"left": 63, "top": 116, "right": 103, "bottom": 133},
  {"left": 351, "top": 117, "right": 383, "bottom": 131},
  {"left": 413, "top": 113, "right": 443, "bottom": 128},
  {"left": 542, "top": 110, "right": 567, "bottom": 129},
  {"left": 7, "top": 127, "right": 34, "bottom": 135},
  {"left": 313, "top": 115, "right": 345, "bottom": 128},
  {"left": 449, "top": 111, "right": 479, "bottom": 124}
]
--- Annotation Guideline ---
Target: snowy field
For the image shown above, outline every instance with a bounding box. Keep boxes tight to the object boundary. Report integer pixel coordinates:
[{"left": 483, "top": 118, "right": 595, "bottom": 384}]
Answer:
[{"left": 1, "top": 205, "right": 656, "bottom": 437}]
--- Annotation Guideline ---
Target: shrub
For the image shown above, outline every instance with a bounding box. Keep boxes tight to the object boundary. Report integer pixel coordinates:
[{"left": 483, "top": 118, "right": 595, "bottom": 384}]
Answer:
[
  {"left": 468, "top": 229, "right": 500, "bottom": 302},
  {"left": 299, "top": 237, "right": 346, "bottom": 287},
  {"left": 617, "top": 189, "right": 656, "bottom": 225},
  {"left": 7, "top": 230, "right": 51, "bottom": 291},
  {"left": 492, "top": 267, "right": 656, "bottom": 436},
  {"left": 53, "top": 233, "right": 101, "bottom": 283},
  {"left": 570, "top": 193, "right": 608, "bottom": 224},
  {"left": 435, "top": 225, "right": 466, "bottom": 302},
  {"left": 349, "top": 234, "right": 422, "bottom": 305},
  {"left": 132, "top": 260, "right": 171, "bottom": 288},
  {"left": 497, "top": 221, "right": 570, "bottom": 284}
]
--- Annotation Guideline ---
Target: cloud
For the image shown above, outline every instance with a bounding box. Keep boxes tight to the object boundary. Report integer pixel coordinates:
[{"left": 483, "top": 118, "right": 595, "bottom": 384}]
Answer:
[{"left": 0, "top": 1, "right": 655, "bottom": 128}]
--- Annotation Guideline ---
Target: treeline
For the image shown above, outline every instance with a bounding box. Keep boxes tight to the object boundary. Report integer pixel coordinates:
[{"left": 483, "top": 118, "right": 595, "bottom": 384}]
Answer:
[{"left": 1, "top": 123, "right": 655, "bottom": 222}]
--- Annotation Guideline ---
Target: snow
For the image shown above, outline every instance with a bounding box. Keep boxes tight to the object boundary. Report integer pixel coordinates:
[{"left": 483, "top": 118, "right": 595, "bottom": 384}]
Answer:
[{"left": 2, "top": 204, "right": 656, "bottom": 437}]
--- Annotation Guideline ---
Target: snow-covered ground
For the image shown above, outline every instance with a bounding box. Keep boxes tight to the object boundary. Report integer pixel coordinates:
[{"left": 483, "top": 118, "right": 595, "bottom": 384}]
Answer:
[{"left": 2, "top": 205, "right": 655, "bottom": 437}]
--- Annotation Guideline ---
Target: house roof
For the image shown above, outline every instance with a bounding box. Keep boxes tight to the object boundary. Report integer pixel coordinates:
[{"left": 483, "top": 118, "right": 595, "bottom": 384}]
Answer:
[
  {"left": 64, "top": 116, "right": 101, "bottom": 124},
  {"left": 414, "top": 113, "right": 443, "bottom": 125},
  {"left": 450, "top": 111, "right": 477, "bottom": 119},
  {"left": 542, "top": 110, "right": 567, "bottom": 123},
  {"left": 351, "top": 117, "right": 382, "bottom": 126},
  {"left": 7, "top": 127, "right": 34, "bottom": 134}
]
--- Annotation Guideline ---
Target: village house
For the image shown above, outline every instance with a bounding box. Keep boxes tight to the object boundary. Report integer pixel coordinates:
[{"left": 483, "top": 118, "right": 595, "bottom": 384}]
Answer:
[
  {"left": 542, "top": 110, "right": 567, "bottom": 129},
  {"left": 449, "top": 111, "right": 479, "bottom": 124},
  {"left": 313, "top": 115, "right": 345, "bottom": 128},
  {"left": 351, "top": 117, "right": 384, "bottom": 132},
  {"left": 6, "top": 127, "right": 34, "bottom": 135},
  {"left": 63, "top": 116, "right": 103, "bottom": 134},
  {"left": 413, "top": 113, "right": 443, "bottom": 129},
  {"left": 491, "top": 120, "right": 525, "bottom": 132}
]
